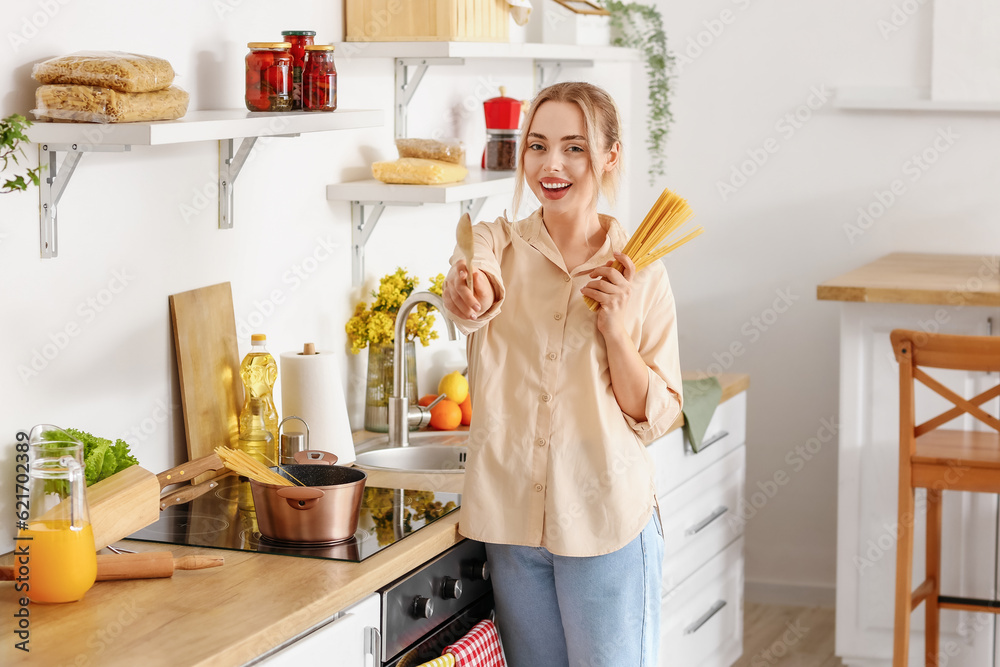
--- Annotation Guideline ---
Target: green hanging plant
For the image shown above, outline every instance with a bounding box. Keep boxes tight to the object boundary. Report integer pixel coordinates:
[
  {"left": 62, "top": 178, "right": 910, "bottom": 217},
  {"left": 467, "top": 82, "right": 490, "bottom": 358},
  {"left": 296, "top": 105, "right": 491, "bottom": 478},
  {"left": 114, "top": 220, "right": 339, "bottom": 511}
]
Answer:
[
  {"left": 1, "top": 114, "right": 42, "bottom": 194},
  {"left": 603, "top": 1, "right": 675, "bottom": 185}
]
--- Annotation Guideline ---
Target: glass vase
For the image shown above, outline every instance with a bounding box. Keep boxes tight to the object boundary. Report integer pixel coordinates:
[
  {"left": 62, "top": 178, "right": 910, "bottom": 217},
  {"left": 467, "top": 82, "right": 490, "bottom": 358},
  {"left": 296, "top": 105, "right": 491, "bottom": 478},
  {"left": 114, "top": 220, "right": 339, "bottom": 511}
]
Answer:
[{"left": 364, "top": 341, "right": 418, "bottom": 433}]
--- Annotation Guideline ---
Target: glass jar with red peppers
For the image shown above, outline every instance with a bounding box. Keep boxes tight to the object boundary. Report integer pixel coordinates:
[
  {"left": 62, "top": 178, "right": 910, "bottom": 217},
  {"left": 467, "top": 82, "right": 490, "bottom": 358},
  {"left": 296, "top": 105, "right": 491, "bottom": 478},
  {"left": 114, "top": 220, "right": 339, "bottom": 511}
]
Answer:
[
  {"left": 281, "top": 30, "right": 315, "bottom": 110},
  {"left": 245, "top": 42, "right": 292, "bottom": 112},
  {"left": 302, "top": 45, "right": 337, "bottom": 112}
]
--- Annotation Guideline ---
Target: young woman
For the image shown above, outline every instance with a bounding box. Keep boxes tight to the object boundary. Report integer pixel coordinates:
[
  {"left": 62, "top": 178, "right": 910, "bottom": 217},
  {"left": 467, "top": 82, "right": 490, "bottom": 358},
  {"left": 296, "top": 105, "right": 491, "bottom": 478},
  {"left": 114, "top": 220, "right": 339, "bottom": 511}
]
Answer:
[{"left": 443, "top": 81, "right": 683, "bottom": 667}]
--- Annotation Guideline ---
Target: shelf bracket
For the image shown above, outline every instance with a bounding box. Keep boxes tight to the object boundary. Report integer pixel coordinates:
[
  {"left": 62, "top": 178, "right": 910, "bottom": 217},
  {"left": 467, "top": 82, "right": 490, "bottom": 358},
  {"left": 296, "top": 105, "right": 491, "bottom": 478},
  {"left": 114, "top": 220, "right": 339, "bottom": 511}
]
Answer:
[
  {"left": 394, "top": 57, "right": 465, "bottom": 139},
  {"left": 37, "top": 142, "right": 130, "bottom": 258},
  {"left": 460, "top": 197, "right": 487, "bottom": 222},
  {"left": 534, "top": 60, "right": 594, "bottom": 93},
  {"left": 350, "top": 200, "right": 420, "bottom": 286},
  {"left": 218, "top": 137, "right": 259, "bottom": 230}
]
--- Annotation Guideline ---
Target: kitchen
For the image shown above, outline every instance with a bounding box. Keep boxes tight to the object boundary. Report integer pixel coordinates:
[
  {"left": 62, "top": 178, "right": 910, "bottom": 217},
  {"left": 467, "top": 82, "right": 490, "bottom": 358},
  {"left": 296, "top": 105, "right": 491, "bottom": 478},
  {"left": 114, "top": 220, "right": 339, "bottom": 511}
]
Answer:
[{"left": 2, "top": 0, "right": 1000, "bottom": 666}]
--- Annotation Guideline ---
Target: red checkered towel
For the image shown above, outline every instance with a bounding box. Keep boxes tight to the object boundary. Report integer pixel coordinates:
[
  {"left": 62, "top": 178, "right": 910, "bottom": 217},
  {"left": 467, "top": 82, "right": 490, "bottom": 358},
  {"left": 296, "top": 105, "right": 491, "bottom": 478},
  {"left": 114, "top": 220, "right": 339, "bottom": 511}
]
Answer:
[{"left": 444, "top": 619, "right": 506, "bottom": 667}]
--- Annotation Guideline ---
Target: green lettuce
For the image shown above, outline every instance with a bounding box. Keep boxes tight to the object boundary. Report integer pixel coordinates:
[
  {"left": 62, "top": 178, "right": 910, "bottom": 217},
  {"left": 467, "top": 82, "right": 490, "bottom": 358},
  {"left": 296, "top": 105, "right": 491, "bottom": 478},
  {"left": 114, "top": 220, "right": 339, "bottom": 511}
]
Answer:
[{"left": 41, "top": 427, "right": 139, "bottom": 486}]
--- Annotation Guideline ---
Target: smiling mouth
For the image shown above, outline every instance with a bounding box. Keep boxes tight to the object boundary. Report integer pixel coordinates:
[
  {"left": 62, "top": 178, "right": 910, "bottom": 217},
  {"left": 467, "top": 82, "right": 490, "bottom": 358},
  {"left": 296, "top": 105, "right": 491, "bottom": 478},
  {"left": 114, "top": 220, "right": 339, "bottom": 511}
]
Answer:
[{"left": 541, "top": 182, "right": 571, "bottom": 190}]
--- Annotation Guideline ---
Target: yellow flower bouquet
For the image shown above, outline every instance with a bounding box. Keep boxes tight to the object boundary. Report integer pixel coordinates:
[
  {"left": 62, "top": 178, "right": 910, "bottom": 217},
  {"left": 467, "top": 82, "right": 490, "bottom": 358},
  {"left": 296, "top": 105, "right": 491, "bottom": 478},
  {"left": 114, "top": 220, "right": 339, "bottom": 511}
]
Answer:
[
  {"left": 346, "top": 268, "right": 445, "bottom": 432},
  {"left": 345, "top": 268, "right": 445, "bottom": 354}
]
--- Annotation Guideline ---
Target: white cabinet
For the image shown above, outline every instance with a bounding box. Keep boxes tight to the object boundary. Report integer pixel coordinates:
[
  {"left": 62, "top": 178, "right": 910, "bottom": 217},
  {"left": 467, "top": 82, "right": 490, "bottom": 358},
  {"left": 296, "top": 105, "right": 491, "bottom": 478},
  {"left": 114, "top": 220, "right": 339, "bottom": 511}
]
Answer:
[
  {"left": 255, "top": 593, "right": 380, "bottom": 667},
  {"left": 834, "top": 302, "right": 1000, "bottom": 667},
  {"left": 648, "top": 390, "right": 747, "bottom": 667}
]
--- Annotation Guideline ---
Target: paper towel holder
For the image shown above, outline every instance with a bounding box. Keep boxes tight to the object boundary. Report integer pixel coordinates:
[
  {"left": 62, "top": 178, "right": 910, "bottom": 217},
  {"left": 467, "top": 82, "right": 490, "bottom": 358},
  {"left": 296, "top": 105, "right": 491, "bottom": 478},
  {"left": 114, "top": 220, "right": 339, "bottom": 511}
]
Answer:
[{"left": 279, "top": 415, "right": 310, "bottom": 465}]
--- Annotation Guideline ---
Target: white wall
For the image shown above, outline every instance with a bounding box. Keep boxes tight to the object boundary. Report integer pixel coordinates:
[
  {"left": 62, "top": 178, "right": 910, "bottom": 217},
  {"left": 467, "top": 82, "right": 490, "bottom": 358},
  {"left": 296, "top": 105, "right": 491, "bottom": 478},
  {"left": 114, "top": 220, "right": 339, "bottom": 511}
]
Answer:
[
  {"left": 652, "top": 0, "right": 1000, "bottom": 604},
  {"left": 3, "top": 0, "right": 999, "bottom": 607}
]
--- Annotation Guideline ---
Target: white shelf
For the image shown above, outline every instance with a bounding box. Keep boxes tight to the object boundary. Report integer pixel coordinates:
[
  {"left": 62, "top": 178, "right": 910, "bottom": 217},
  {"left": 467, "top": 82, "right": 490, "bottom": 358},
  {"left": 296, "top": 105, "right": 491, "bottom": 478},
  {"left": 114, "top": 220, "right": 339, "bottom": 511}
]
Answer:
[
  {"left": 26, "top": 109, "right": 384, "bottom": 147},
  {"left": 30, "top": 108, "right": 385, "bottom": 258},
  {"left": 326, "top": 169, "right": 515, "bottom": 204},
  {"left": 336, "top": 40, "right": 638, "bottom": 62},
  {"left": 329, "top": 169, "right": 516, "bottom": 286},
  {"left": 835, "top": 87, "right": 1000, "bottom": 112}
]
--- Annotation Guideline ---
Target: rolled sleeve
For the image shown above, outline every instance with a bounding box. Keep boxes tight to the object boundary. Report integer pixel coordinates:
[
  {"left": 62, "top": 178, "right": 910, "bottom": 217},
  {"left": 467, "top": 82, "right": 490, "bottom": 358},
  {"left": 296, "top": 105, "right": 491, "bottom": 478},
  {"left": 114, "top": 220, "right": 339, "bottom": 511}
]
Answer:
[
  {"left": 445, "top": 218, "right": 509, "bottom": 334},
  {"left": 623, "top": 264, "right": 683, "bottom": 444}
]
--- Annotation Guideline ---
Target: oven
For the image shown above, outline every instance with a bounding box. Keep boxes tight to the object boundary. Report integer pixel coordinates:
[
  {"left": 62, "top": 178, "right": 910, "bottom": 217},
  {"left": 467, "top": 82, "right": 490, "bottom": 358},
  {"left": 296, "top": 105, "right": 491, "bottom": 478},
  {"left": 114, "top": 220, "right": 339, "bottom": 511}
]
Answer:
[{"left": 372, "top": 539, "right": 494, "bottom": 667}]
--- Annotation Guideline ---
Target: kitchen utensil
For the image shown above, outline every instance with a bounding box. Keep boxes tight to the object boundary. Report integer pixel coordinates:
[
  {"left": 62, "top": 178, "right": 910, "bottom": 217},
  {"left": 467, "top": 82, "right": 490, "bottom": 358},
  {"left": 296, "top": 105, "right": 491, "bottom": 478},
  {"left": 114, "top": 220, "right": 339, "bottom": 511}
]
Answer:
[
  {"left": 278, "top": 414, "right": 310, "bottom": 465},
  {"left": 0, "top": 551, "right": 224, "bottom": 582},
  {"left": 86, "top": 453, "right": 228, "bottom": 551},
  {"left": 169, "top": 282, "right": 243, "bottom": 484},
  {"left": 456, "top": 212, "right": 475, "bottom": 289},
  {"left": 23, "top": 440, "right": 96, "bottom": 603},
  {"left": 250, "top": 450, "right": 367, "bottom": 544},
  {"left": 482, "top": 86, "right": 522, "bottom": 171}
]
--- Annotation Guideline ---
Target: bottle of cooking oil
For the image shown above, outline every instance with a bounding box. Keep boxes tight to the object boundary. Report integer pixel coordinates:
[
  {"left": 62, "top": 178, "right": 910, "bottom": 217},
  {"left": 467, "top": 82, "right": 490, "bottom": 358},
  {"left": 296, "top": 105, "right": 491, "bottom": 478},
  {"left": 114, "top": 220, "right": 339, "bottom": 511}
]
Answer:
[
  {"left": 238, "top": 398, "right": 276, "bottom": 466},
  {"left": 237, "top": 398, "right": 275, "bottom": 512},
  {"left": 240, "top": 333, "right": 279, "bottom": 448}
]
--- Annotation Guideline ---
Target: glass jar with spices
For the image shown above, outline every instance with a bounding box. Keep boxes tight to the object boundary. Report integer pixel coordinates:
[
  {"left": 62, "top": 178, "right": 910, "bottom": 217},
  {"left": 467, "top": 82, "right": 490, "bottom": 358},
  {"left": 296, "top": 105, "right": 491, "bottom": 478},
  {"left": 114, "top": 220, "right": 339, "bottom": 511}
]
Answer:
[
  {"left": 281, "top": 30, "right": 315, "bottom": 110},
  {"left": 302, "top": 45, "right": 337, "bottom": 112},
  {"left": 485, "top": 129, "right": 518, "bottom": 171},
  {"left": 245, "top": 42, "right": 292, "bottom": 112}
]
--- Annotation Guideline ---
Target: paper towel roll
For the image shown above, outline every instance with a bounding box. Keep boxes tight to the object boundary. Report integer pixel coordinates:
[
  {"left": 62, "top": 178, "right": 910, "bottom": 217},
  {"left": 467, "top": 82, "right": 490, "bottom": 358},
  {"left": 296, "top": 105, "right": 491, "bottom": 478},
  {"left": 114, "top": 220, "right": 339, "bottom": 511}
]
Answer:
[{"left": 280, "top": 349, "right": 356, "bottom": 465}]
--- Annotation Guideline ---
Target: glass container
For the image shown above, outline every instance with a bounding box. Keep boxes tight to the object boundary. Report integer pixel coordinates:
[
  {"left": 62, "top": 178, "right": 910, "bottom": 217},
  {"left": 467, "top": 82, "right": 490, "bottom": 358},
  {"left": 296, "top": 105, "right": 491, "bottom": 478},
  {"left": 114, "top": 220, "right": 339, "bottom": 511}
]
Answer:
[
  {"left": 303, "top": 45, "right": 338, "bottom": 112},
  {"left": 19, "top": 435, "right": 97, "bottom": 603},
  {"left": 364, "top": 342, "right": 418, "bottom": 433},
  {"left": 245, "top": 42, "right": 293, "bottom": 112},
  {"left": 281, "top": 30, "right": 316, "bottom": 110}
]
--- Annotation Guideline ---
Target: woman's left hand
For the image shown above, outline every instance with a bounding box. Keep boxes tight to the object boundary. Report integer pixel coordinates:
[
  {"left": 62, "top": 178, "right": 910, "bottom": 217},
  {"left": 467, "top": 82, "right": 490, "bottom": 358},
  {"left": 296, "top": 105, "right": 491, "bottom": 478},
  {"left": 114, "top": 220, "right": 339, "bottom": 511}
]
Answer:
[{"left": 582, "top": 251, "right": 636, "bottom": 337}]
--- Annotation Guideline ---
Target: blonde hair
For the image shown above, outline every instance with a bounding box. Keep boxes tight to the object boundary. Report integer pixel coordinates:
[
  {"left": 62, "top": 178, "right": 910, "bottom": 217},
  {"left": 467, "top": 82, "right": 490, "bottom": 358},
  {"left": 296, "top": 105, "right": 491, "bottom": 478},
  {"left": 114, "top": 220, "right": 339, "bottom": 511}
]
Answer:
[{"left": 513, "top": 81, "right": 623, "bottom": 214}]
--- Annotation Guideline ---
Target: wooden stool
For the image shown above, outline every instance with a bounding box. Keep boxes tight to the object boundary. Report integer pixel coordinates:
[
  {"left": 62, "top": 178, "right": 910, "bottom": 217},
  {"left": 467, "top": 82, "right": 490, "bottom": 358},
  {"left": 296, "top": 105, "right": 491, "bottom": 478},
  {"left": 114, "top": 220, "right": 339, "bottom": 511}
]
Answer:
[{"left": 891, "top": 329, "right": 1000, "bottom": 666}]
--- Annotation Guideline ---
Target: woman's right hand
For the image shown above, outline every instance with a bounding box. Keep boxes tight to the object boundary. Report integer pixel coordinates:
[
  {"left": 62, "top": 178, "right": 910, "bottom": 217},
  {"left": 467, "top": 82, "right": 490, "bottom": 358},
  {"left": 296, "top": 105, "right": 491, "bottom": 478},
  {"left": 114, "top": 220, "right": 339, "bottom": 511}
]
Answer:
[{"left": 444, "top": 260, "right": 494, "bottom": 321}]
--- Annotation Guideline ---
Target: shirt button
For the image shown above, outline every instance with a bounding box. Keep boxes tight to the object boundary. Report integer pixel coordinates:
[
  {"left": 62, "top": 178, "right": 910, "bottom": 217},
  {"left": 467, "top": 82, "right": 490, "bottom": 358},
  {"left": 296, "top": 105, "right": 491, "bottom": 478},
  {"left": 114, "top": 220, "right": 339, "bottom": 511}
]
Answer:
[
  {"left": 547, "top": 352, "right": 557, "bottom": 361},
  {"left": 554, "top": 313, "right": 563, "bottom": 320},
  {"left": 535, "top": 438, "right": 546, "bottom": 447},
  {"left": 540, "top": 393, "right": 551, "bottom": 402},
  {"left": 534, "top": 483, "right": 544, "bottom": 492},
  {"left": 563, "top": 275, "right": 571, "bottom": 282}
]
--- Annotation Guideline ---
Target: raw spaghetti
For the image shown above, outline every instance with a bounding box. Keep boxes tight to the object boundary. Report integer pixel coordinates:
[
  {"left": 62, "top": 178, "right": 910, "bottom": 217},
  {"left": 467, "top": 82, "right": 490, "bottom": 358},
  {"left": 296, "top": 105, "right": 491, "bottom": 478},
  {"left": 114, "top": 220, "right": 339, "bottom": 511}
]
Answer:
[
  {"left": 214, "top": 446, "right": 302, "bottom": 486},
  {"left": 584, "top": 187, "right": 702, "bottom": 312}
]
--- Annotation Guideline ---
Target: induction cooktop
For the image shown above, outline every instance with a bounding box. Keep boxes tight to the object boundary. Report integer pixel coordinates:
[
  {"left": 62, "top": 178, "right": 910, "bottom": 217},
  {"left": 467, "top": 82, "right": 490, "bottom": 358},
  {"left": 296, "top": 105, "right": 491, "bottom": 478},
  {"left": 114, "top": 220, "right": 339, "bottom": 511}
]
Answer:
[{"left": 127, "top": 475, "right": 461, "bottom": 563}]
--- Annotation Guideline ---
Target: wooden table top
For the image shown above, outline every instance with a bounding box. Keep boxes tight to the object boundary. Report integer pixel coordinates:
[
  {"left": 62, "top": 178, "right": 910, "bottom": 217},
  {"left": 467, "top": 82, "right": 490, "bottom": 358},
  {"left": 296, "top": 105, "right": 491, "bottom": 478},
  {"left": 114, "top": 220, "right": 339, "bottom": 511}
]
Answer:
[{"left": 817, "top": 253, "right": 1000, "bottom": 306}]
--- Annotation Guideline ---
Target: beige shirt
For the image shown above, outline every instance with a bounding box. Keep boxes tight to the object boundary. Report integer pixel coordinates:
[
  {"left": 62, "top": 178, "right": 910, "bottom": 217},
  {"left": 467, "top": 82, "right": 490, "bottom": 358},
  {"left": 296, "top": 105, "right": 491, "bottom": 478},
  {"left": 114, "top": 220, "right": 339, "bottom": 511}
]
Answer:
[{"left": 447, "top": 208, "right": 683, "bottom": 557}]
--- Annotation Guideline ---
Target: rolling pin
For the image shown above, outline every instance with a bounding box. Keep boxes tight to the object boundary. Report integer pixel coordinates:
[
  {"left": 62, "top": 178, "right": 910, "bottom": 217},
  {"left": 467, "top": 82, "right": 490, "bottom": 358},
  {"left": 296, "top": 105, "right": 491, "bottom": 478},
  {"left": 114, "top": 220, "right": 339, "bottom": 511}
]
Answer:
[{"left": 0, "top": 551, "right": 224, "bottom": 582}]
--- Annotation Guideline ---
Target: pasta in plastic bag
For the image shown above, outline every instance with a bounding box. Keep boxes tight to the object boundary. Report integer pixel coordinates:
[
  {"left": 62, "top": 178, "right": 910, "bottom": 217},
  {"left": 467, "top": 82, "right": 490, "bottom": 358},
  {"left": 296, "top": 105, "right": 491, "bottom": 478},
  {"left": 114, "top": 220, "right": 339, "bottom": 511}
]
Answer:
[
  {"left": 32, "top": 51, "right": 175, "bottom": 93},
  {"left": 33, "top": 84, "right": 189, "bottom": 124},
  {"left": 372, "top": 158, "right": 468, "bottom": 185},
  {"left": 395, "top": 138, "right": 466, "bottom": 165}
]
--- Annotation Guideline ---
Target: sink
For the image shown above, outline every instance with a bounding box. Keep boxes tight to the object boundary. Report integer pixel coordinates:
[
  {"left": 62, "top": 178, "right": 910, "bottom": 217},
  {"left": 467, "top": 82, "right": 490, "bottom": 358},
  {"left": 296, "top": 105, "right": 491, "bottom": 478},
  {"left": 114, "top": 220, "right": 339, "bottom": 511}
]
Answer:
[{"left": 354, "top": 431, "right": 468, "bottom": 473}]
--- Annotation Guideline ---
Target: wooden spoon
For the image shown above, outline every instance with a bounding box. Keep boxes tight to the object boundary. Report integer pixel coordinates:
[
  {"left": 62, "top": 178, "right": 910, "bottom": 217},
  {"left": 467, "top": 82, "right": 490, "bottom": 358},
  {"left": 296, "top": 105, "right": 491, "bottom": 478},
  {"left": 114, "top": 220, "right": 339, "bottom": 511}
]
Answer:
[{"left": 456, "top": 212, "right": 475, "bottom": 290}]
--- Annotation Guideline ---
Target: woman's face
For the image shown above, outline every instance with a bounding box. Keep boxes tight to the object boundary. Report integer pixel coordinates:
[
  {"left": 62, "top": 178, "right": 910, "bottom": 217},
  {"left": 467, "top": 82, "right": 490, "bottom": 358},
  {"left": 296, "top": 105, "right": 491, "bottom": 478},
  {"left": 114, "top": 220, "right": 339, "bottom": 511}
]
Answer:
[{"left": 523, "top": 100, "right": 610, "bottom": 218}]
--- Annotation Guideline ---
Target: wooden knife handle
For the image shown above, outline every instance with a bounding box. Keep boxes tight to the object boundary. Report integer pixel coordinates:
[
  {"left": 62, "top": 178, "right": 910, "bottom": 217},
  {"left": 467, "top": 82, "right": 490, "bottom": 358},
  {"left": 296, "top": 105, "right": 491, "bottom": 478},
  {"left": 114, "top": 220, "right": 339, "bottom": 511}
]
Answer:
[
  {"left": 157, "top": 453, "right": 226, "bottom": 490},
  {"left": 0, "top": 552, "right": 225, "bottom": 582}
]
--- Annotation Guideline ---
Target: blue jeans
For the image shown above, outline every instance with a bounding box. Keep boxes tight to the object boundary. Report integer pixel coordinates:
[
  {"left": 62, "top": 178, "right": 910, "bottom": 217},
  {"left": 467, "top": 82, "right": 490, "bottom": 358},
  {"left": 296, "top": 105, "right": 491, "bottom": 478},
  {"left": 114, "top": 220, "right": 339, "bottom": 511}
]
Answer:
[{"left": 485, "top": 512, "right": 664, "bottom": 667}]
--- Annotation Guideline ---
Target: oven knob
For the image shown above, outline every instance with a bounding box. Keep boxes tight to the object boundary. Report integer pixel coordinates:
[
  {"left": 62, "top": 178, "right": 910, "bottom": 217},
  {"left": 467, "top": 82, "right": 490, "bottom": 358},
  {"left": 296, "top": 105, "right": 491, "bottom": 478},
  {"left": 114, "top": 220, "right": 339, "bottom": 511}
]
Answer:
[
  {"left": 463, "top": 560, "right": 490, "bottom": 581},
  {"left": 441, "top": 577, "right": 463, "bottom": 600},
  {"left": 413, "top": 596, "right": 434, "bottom": 619}
]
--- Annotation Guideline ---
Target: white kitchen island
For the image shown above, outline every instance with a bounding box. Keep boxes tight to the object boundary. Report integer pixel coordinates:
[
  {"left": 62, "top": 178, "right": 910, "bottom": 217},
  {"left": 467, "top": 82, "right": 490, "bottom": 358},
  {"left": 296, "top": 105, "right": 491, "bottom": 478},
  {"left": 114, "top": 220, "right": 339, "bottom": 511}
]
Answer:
[{"left": 819, "top": 253, "right": 1000, "bottom": 667}]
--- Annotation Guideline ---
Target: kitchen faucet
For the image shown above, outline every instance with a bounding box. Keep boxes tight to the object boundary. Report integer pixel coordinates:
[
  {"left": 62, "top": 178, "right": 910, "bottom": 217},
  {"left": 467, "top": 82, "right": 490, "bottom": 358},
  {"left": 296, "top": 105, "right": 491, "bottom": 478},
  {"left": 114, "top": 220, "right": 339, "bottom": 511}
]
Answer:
[{"left": 387, "top": 291, "right": 458, "bottom": 447}]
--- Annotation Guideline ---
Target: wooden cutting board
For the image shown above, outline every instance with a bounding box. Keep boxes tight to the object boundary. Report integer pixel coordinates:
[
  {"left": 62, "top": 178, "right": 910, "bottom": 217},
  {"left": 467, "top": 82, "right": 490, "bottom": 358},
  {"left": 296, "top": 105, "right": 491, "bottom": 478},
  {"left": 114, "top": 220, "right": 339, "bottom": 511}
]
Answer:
[{"left": 169, "top": 282, "right": 243, "bottom": 483}]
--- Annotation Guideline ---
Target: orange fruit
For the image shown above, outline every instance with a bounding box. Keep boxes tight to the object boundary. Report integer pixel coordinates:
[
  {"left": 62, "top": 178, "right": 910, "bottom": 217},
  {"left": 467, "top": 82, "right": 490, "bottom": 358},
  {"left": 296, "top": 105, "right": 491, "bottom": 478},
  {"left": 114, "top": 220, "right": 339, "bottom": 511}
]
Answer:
[
  {"left": 459, "top": 395, "right": 472, "bottom": 426},
  {"left": 429, "top": 399, "right": 462, "bottom": 430},
  {"left": 418, "top": 394, "right": 438, "bottom": 407}
]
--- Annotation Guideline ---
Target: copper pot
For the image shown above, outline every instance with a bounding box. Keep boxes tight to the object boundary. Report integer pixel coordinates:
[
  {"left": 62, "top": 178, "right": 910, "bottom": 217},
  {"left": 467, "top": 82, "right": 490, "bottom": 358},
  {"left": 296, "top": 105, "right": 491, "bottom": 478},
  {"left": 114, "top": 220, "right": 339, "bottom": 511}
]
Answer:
[{"left": 249, "top": 450, "right": 367, "bottom": 544}]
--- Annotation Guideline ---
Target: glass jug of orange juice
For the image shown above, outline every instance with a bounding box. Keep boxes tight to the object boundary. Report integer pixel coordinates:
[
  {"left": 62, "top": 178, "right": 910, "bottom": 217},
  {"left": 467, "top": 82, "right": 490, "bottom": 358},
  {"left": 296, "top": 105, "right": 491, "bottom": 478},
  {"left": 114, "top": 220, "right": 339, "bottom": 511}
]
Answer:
[{"left": 20, "top": 433, "right": 97, "bottom": 603}]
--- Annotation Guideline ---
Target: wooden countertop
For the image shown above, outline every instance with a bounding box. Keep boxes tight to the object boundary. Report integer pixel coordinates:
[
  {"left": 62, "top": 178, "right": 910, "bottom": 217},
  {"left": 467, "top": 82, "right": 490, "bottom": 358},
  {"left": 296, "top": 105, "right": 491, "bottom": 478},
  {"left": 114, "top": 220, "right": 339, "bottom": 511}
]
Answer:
[
  {"left": 1, "top": 373, "right": 748, "bottom": 667},
  {"left": 817, "top": 253, "right": 1000, "bottom": 306}
]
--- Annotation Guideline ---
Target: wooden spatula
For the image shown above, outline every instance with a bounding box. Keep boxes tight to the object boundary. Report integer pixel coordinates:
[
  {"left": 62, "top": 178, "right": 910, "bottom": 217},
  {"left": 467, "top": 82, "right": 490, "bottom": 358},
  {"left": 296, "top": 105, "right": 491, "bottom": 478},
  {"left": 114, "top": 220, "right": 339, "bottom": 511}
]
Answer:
[{"left": 456, "top": 212, "right": 475, "bottom": 290}]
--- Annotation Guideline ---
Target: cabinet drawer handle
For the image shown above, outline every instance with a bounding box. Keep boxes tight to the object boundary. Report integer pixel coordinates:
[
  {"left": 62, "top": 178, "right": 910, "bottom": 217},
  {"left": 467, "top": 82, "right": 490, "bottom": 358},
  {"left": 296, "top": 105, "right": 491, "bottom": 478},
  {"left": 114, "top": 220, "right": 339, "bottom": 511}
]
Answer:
[
  {"left": 685, "top": 506, "right": 729, "bottom": 536},
  {"left": 365, "top": 626, "right": 382, "bottom": 665},
  {"left": 684, "top": 599, "right": 727, "bottom": 635},
  {"left": 697, "top": 430, "right": 729, "bottom": 452}
]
